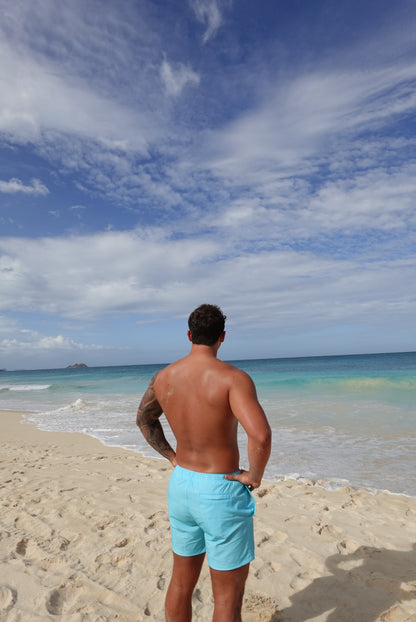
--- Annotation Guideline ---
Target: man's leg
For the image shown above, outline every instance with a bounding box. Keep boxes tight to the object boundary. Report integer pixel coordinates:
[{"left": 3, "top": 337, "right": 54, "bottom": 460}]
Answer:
[
  {"left": 210, "top": 563, "right": 250, "bottom": 622},
  {"left": 165, "top": 551, "right": 205, "bottom": 622}
]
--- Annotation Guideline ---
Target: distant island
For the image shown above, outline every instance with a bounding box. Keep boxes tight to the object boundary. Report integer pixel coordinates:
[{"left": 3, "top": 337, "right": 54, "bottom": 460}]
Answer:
[{"left": 66, "top": 363, "right": 88, "bottom": 369}]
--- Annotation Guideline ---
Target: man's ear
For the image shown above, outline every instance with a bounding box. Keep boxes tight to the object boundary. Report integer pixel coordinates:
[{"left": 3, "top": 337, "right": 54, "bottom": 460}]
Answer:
[
  {"left": 187, "top": 330, "right": 193, "bottom": 342},
  {"left": 219, "top": 331, "right": 226, "bottom": 343}
]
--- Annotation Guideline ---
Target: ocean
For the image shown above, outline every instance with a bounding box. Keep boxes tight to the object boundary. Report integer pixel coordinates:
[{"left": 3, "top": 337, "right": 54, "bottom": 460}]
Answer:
[{"left": 1, "top": 352, "right": 415, "bottom": 497}]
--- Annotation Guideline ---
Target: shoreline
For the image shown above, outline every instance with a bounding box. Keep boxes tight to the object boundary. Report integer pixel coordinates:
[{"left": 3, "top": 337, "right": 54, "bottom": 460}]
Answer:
[
  {"left": 16, "top": 408, "right": 416, "bottom": 500},
  {"left": 1, "top": 410, "right": 416, "bottom": 621},
  {"left": 3, "top": 351, "right": 416, "bottom": 499}
]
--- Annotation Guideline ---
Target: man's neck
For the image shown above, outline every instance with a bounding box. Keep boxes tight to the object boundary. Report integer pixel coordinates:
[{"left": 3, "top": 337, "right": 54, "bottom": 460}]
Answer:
[{"left": 189, "top": 343, "right": 220, "bottom": 358}]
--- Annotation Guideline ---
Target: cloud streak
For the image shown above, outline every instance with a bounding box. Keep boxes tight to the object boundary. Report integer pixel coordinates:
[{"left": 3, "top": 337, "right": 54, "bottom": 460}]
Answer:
[
  {"left": 205, "top": 60, "right": 416, "bottom": 182},
  {"left": 0, "top": 177, "right": 49, "bottom": 195},
  {"left": 1, "top": 230, "right": 414, "bottom": 330},
  {"left": 0, "top": 38, "right": 153, "bottom": 154},
  {"left": 189, "top": 0, "right": 226, "bottom": 43},
  {"left": 160, "top": 58, "right": 200, "bottom": 97},
  {"left": 0, "top": 332, "right": 97, "bottom": 353}
]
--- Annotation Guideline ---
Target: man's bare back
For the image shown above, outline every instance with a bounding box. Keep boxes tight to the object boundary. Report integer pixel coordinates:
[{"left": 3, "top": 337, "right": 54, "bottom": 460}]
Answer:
[
  {"left": 137, "top": 328, "right": 270, "bottom": 488},
  {"left": 154, "top": 345, "right": 266, "bottom": 474}
]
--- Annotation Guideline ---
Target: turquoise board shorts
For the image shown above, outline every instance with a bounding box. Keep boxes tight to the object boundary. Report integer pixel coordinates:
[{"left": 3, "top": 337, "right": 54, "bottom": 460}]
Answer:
[{"left": 168, "top": 465, "right": 256, "bottom": 571}]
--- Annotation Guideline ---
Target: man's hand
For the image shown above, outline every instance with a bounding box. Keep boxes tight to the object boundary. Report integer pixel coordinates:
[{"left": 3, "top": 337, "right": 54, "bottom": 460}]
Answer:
[{"left": 224, "top": 469, "right": 260, "bottom": 491}]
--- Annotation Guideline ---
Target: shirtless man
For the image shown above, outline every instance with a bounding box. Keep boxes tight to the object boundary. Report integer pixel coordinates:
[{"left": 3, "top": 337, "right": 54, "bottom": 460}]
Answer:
[{"left": 136, "top": 304, "right": 272, "bottom": 622}]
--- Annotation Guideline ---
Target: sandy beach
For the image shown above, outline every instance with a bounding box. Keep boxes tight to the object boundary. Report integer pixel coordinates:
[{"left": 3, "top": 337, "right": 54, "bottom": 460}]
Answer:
[{"left": 1, "top": 411, "right": 416, "bottom": 621}]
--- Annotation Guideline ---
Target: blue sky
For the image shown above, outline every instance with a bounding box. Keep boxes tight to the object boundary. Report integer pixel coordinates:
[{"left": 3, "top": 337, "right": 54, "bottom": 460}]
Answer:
[{"left": 1, "top": 0, "right": 415, "bottom": 370}]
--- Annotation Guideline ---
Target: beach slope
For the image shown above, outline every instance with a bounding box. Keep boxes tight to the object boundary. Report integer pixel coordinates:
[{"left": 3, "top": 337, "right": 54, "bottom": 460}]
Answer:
[{"left": 1, "top": 411, "right": 416, "bottom": 621}]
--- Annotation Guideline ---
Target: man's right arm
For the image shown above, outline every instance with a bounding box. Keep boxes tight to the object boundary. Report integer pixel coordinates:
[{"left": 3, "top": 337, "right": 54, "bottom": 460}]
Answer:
[
  {"left": 136, "top": 373, "right": 177, "bottom": 467},
  {"left": 225, "top": 370, "right": 272, "bottom": 489}
]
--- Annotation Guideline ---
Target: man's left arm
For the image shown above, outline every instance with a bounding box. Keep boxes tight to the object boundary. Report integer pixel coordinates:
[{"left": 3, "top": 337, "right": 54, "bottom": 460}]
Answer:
[
  {"left": 136, "top": 373, "right": 177, "bottom": 466},
  {"left": 226, "top": 370, "right": 271, "bottom": 490}
]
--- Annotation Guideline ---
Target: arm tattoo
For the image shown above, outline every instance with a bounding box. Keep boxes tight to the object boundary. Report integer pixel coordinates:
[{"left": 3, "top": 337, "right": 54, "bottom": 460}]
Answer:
[
  {"left": 137, "top": 374, "right": 163, "bottom": 425},
  {"left": 136, "top": 374, "right": 175, "bottom": 461}
]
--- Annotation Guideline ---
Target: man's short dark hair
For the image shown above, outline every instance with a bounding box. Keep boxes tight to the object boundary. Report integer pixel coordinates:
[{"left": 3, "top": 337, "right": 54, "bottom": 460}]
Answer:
[{"left": 188, "top": 304, "right": 227, "bottom": 346}]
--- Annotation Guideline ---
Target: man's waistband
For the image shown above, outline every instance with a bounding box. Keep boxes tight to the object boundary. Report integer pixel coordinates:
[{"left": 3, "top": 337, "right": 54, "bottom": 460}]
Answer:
[{"left": 174, "top": 464, "right": 241, "bottom": 481}]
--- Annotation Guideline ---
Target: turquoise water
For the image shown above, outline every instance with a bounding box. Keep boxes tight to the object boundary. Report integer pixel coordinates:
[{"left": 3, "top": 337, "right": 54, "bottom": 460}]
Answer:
[{"left": 1, "top": 352, "right": 415, "bottom": 496}]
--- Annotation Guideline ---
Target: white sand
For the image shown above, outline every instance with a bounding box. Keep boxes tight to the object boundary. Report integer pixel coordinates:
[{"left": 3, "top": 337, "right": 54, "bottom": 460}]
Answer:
[{"left": 1, "top": 410, "right": 416, "bottom": 621}]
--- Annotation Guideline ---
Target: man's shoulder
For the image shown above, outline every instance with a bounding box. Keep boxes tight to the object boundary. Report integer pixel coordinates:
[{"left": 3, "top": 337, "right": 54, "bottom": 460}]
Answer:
[
  {"left": 153, "top": 357, "right": 187, "bottom": 380},
  {"left": 217, "top": 359, "right": 239, "bottom": 372},
  {"left": 217, "top": 360, "right": 252, "bottom": 382}
]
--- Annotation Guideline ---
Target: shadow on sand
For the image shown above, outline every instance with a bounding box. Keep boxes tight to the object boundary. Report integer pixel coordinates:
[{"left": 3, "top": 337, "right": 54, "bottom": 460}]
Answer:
[{"left": 271, "top": 543, "right": 416, "bottom": 621}]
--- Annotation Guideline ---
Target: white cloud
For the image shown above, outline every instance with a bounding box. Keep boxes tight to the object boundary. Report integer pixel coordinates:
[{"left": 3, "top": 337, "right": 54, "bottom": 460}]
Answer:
[
  {"left": 0, "top": 230, "right": 219, "bottom": 319},
  {"left": 160, "top": 58, "right": 200, "bottom": 97},
  {"left": 0, "top": 326, "right": 108, "bottom": 370},
  {"left": 190, "top": 0, "right": 225, "bottom": 43},
  {"left": 0, "top": 314, "right": 86, "bottom": 354},
  {"left": 0, "top": 332, "right": 90, "bottom": 353},
  {"left": 307, "top": 165, "right": 416, "bottom": 232},
  {"left": 0, "top": 230, "right": 415, "bottom": 335},
  {"left": 204, "top": 58, "right": 416, "bottom": 182},
  {"left": 0, "top": 3, "right": 195, "bottom": 203},
  {"left": 201, "top": 159, "right": 416, "bottom": 257},
  {"left": 0, "top": 312, "right": 128, "bottom": 369},
  {"left": 0, "top": 39, "right": 152, "bottom": 154},
  {"left": 0, "top": 177, "right": 49, "bottom": 195}
]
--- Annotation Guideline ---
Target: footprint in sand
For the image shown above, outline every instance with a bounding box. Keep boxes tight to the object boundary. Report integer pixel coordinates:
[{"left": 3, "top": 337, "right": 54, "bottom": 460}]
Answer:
[
  {"left": 144, "top": 511, "right": 170, "bottom": 552},
  {"left": 144, "top": 510, "right": 166, "bottom": 533},
  {"left": 254, "top": 561, "right": 278, "bottom": 580},
  {"left": 15, "top": 536, "right": 41, "bottom": 558},
  {"left": 313, "top": 521, "right": 344, "bottom": 539},
  {"left": 16, "top": 538, "right": 29, "bottom": 555},
  {"left": 244, "top": 593, "right": 279, "bottom": 619},
  {"left": 46, "top": 587, "right": 67, "bottom": 615},
  {"left": 193, "top": 588, "right": 203, "bottom": 603},
  {"left": 380, "top": 604, "right": 416, "bottom": 621},
  {"left": 336, "top": 538, "right": 359, "bottom": 553},
  {"left": 157, "top": 573, "right": 166, "bottom": 590},
  {"left": 256, "top": 486, "right": 276, "bottom": 498},
  {"left": 0, "top": 585, "right": 17, "bottom": 613}
]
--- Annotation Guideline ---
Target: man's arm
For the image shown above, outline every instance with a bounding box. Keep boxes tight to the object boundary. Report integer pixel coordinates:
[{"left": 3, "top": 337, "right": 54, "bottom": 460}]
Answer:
[
  {"left": 136, "top": 373, "right": 177, "bottom": 467},
  {"left": 225, "top": 371, "right": 271, "bottom": 489}
]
